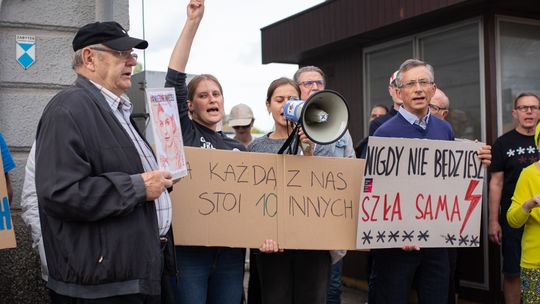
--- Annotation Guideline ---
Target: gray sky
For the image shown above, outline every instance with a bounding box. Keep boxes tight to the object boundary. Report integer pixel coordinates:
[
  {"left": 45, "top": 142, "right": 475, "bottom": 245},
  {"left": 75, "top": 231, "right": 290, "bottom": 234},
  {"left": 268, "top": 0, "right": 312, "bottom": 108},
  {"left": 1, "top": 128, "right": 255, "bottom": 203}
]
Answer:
[{"left": 128, "top": 0, "right": 324, "bottom": 132}]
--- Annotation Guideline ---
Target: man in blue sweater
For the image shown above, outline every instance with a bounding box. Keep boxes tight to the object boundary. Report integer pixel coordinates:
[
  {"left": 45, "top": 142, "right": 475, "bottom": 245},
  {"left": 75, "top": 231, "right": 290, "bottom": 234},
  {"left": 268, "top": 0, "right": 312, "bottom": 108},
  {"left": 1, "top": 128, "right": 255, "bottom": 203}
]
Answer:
[
  {"left": 370, "top": 59, "right": 453, "bottom": 303},
  {"left": 374, "top": 61, "right": 454, "bottom": 141}
]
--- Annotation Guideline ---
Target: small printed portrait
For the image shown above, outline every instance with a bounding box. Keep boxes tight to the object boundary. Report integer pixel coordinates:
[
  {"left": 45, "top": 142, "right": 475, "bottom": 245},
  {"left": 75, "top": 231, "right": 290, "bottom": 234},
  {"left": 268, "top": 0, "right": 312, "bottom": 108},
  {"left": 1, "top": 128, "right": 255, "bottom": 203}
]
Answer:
[{"left": 152, "top": 98, "right": 184, "bottom": 171}]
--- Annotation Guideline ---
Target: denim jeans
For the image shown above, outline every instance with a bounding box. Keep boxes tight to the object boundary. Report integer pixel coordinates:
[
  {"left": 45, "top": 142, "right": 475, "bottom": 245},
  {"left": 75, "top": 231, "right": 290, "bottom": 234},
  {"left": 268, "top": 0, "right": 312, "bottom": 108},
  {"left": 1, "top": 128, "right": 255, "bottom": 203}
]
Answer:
[
  {"left": 369, "top": 248, "right": 449, "bottom": 304},
  {"left": 327, "top": 259, "right": 343, "bottom": 304},
  {"left": 171, "top": 246, "right": 244, "bottom": 304}
]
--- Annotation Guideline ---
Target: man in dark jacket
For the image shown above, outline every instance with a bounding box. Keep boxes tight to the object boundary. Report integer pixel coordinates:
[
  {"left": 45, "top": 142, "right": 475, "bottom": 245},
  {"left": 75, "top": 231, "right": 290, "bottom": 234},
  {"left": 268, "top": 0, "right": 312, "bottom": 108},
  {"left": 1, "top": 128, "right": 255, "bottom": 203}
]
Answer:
[{"left": 35, "top": 21, "right": 175, "bottom": 303}]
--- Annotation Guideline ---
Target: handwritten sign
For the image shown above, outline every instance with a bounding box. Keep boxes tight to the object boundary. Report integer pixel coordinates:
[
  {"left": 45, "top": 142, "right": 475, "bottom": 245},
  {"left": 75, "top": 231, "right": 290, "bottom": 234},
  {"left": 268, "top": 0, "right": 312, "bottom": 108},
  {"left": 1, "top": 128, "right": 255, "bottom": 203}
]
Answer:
[
  {"left": 170, "top": 147, "right": 364, "bottom": 250},
  {"left": 0, "top": 155, "right": 16, "bottom": 249},
  {"left": 356, "top": 137, "right": 484, "bottom": 249}
]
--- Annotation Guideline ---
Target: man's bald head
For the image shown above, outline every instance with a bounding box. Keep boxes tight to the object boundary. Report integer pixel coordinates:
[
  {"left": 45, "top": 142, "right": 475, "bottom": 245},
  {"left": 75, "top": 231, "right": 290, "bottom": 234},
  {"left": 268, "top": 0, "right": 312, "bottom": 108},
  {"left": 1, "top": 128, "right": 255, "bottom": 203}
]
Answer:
[{"left": 430, "top": 88, "right": 450, "bottom": 120}]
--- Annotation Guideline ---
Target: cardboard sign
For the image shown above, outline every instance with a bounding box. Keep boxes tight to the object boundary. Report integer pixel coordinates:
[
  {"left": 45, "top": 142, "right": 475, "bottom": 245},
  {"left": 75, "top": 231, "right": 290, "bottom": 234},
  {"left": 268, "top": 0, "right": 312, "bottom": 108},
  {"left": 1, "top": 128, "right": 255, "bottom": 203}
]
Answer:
[
  {"left": 357, "top": 137, "right": 485, "bottom": 249},
  {"left": 0, "top": 156, "right": 16, "bottom": 249},
  {"left": 146, "top": 88, "right": 187, "bottom": 180},
  {"left": 170, "top": 147, "right": 364, "bottom": 250}
]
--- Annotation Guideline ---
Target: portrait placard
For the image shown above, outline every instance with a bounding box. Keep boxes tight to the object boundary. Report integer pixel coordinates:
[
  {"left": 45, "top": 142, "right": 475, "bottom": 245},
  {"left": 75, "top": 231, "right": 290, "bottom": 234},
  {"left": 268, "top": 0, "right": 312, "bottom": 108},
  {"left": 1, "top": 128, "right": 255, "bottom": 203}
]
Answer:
[{"left": 146, "top": 88, "right": 187, "bottom": 180}]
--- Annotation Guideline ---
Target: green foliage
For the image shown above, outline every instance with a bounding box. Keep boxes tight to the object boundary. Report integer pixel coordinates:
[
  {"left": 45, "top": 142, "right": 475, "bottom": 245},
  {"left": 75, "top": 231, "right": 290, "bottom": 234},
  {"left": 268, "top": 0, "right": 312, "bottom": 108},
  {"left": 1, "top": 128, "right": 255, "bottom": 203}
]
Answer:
[
  {"left": 133, "top": 63, "right": 143, "bottom": 74},
  {"left": 251, "top": 127, "right": 265, "bottom": 134}
]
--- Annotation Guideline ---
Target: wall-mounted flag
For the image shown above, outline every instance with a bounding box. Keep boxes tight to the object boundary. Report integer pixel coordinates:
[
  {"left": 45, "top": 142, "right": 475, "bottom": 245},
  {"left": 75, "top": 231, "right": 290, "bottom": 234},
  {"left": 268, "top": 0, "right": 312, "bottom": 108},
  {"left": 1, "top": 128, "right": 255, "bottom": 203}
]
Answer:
[{"left": 16, "top": 35, "right": 35, "bottom": 70}]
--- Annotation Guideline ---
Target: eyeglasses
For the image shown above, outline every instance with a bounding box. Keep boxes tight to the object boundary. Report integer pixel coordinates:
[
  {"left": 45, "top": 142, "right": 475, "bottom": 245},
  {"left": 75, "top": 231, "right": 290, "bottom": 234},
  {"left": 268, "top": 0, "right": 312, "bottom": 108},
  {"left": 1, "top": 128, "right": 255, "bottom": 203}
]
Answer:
[
  {"left": 299, "top": 80, "right": 325, "bottom": 88},
  {"left": 515, "top": 105, "right": 540, "bottom": 112},
  {"left": 429, "top": 104, "right": 447, "bottom": 112},
  {"left": 90, "top": 47, "right": 138, "bottom": 61},
  {"left": 399, "top": 80, "right": 434, "bottom": 89}
]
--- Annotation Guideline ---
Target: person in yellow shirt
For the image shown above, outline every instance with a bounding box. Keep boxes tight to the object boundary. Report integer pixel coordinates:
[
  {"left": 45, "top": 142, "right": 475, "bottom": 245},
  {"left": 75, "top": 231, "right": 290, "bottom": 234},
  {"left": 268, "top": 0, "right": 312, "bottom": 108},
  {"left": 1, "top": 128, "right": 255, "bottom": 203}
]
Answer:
[{"left": 507, "top": 122, "right": 540, "bottom": 304}]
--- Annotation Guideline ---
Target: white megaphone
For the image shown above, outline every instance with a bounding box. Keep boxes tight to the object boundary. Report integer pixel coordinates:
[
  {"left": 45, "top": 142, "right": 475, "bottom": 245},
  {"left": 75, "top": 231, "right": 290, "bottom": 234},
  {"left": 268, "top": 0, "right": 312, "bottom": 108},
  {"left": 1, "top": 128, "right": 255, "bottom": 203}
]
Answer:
[{"left": 283, "top": 90, "right": 349, "bottom": 145}]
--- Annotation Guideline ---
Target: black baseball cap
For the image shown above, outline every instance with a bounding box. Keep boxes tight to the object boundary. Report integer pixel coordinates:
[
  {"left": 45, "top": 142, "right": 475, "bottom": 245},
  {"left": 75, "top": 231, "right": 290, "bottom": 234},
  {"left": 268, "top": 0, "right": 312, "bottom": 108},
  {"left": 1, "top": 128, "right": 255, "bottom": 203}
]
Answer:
[{"left": 72, "top": 21, "right": 148, "bottom": 52}]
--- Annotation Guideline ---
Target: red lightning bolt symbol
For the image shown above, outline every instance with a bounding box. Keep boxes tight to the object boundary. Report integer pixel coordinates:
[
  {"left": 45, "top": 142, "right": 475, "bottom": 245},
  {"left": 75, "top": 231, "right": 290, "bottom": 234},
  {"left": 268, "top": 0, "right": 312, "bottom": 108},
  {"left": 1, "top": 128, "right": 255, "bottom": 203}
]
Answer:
[{"left": 460, "top": 179, "right": 481, "bottom": 235}]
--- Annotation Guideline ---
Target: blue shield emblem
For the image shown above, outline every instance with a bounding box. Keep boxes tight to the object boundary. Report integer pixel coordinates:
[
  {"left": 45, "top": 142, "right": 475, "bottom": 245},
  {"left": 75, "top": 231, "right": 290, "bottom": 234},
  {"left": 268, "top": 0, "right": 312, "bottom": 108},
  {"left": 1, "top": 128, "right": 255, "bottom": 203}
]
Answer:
[{"left": 16, "top": 34, "right": 35, "bottom": 70}]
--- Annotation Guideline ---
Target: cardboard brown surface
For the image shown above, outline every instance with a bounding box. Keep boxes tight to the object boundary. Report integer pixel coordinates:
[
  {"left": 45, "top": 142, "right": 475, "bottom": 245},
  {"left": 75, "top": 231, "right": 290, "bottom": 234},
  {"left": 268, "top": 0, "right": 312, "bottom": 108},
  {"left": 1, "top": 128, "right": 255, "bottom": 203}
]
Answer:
[
  {"left": 170, "top": 147, "right": 364, "bottom": 250},
  {"left": 279, "top": 155, "right": 362, "bottom": 249},
  {"left": 357, "top": 137, "right": 485, "bottom": 249},
  {"left": 0, "top": 155, "right": 16, "bottom": 249}
]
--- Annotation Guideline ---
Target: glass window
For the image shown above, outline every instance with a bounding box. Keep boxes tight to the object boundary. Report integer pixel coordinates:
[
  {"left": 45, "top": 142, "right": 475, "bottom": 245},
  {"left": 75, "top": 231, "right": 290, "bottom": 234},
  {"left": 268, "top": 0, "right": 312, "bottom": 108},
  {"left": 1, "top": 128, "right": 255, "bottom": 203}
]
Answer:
[
  {"left": 498, "top": 19, "right": 540, "bottom": 133},
  {"left": 363, "top": 21, "right": 483, "bottom": 140},
  {"left": 420, "top": 22, "right": 482, "bottom": 140},
  {"left": 364, "top": 41, "right": 413, "bottom": 130}
]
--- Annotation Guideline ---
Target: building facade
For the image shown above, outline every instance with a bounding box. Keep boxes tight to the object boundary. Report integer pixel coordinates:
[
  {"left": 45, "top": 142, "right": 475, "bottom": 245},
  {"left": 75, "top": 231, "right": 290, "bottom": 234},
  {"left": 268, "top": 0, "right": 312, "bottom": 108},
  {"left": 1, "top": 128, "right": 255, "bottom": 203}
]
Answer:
[{"left": 0, "top": 0, "right": 129, "bottom": 208}]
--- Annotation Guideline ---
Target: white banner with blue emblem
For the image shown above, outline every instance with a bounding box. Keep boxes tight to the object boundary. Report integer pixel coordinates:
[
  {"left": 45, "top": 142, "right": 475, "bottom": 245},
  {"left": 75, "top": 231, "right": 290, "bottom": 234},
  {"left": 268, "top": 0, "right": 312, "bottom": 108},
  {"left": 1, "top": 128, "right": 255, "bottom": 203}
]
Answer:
[{"left": 16, "top": 34, "right": 35, "bottom": 70}]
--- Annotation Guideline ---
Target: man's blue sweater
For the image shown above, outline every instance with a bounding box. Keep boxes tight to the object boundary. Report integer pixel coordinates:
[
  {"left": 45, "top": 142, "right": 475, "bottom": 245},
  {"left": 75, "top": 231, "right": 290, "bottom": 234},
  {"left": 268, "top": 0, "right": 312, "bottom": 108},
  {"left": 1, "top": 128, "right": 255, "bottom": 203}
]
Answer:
[{"left": 373, "top": 112, "right": 454, "bottom": 141}]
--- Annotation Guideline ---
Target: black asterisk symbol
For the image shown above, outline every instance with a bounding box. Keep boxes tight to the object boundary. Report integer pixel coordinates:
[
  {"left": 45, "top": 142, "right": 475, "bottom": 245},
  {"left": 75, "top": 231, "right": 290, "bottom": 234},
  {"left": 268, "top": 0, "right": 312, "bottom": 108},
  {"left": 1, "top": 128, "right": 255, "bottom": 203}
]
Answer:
[
  {"left": 458, "top": 235, "right": 469, "bottom": 246},
  {"left": 417, "top": 230, "right": 430, "bottom": 242},
  {"left": 388, "top": 230, "right": 400, "bottom": 242},
  {"left": 445, "top": 233, "right": 456, "bottom": 245},
  {"left": 470, "top": 235, "right": 480, "bottom": 246},
  {"left": 402, "top": 230, "right": 414, "bottom": 242},
  {"left": 376, "top": 231, "right": 386, "bottom": 243},
  {"left": 362, "top": 230, "right": 373, "bottom": 245}
]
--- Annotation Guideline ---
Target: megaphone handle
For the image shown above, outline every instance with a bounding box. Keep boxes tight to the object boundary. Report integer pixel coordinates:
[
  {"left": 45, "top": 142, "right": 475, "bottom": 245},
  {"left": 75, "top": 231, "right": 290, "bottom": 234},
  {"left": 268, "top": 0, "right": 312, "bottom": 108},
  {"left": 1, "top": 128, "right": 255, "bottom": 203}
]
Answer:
[
  {"left": 277, "top": 124, "right": 300, "bottom": 155},
  {"left": 292, "top": 131, "right": 312, "bottom": 156},
  {"left": 290, "top": 132, "right": 300, "bottom": 155}
]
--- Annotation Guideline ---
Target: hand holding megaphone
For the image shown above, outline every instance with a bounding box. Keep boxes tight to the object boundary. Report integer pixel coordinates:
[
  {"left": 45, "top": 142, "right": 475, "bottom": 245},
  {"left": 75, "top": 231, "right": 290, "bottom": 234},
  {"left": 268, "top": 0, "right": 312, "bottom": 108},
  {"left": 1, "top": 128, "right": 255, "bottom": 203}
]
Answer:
[{"left": 298, "top": 128, "right": 314, "bottom": 156}]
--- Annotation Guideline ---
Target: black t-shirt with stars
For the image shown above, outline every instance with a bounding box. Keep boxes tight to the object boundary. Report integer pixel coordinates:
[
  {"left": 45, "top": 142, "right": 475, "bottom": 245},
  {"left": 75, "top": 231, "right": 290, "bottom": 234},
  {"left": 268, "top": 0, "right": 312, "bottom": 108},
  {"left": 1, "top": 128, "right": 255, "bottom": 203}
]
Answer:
[{"left": 490, "top": 129, "right": 538, "bottom": 219}]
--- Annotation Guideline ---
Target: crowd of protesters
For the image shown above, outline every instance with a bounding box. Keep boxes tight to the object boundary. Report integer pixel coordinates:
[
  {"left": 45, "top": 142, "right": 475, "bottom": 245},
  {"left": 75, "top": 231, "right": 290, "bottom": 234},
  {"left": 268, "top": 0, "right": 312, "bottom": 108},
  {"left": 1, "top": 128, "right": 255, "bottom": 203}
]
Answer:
[{"left": 2, "top": 0, "right": 540, "bottom": 303}]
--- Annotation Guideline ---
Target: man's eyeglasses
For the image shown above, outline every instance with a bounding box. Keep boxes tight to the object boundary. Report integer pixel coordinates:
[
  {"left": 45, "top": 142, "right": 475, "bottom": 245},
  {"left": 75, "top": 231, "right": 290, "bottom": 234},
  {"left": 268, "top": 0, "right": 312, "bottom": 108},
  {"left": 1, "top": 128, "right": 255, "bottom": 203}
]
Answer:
[
  {"left": 90, "top": 47, "right": 138, "bottom": 61},
  {"left": 299, "top": 80, "right": 325, "bottom": 88},
  {"left": 429, "top": 104, "right": 447, "bottom": 112},
  {"left": 399, "top": 80, "right": 434, "bottom": 89},
  {"left": 515, "top": 105, "right": 540, "bottom": 112}
]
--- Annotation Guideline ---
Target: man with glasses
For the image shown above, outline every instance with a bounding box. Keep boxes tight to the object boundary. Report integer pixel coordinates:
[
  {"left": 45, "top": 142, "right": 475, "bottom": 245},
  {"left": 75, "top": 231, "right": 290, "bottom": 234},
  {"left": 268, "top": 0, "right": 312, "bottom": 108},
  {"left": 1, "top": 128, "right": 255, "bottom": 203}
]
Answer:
[
  {"left": 293, "top": 66, "right": 355, "bottom": 304},
  {"left": 293, "top": 66, "right": 356, "bottom": 160},
  {"left": 429, "top": 88, "right": 449, "bottom": 120},
  {"left": 489, "top": 92, "right": 540, "bottom": 304},
  {"left": 35, "top": 21, "right": 176, "bottom": 303},
  {"left": 370, "top": 59, "right": 455, "bottom": 303}
]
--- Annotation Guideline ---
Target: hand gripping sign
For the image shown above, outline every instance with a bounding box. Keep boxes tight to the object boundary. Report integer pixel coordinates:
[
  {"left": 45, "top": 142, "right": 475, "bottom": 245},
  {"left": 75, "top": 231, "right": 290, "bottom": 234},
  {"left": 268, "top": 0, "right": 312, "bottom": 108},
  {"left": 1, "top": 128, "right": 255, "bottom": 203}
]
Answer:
[{"left": 357, "top": 137, "right": 485, "bottom": 249}]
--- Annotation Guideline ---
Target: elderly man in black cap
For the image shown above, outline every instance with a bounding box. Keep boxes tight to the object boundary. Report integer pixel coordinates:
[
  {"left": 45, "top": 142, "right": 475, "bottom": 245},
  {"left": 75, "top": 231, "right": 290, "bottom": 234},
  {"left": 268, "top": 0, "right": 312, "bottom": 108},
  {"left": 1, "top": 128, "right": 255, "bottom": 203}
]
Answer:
[{"left": 35, "top": 21, "right": 176, "bottom": 303}]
